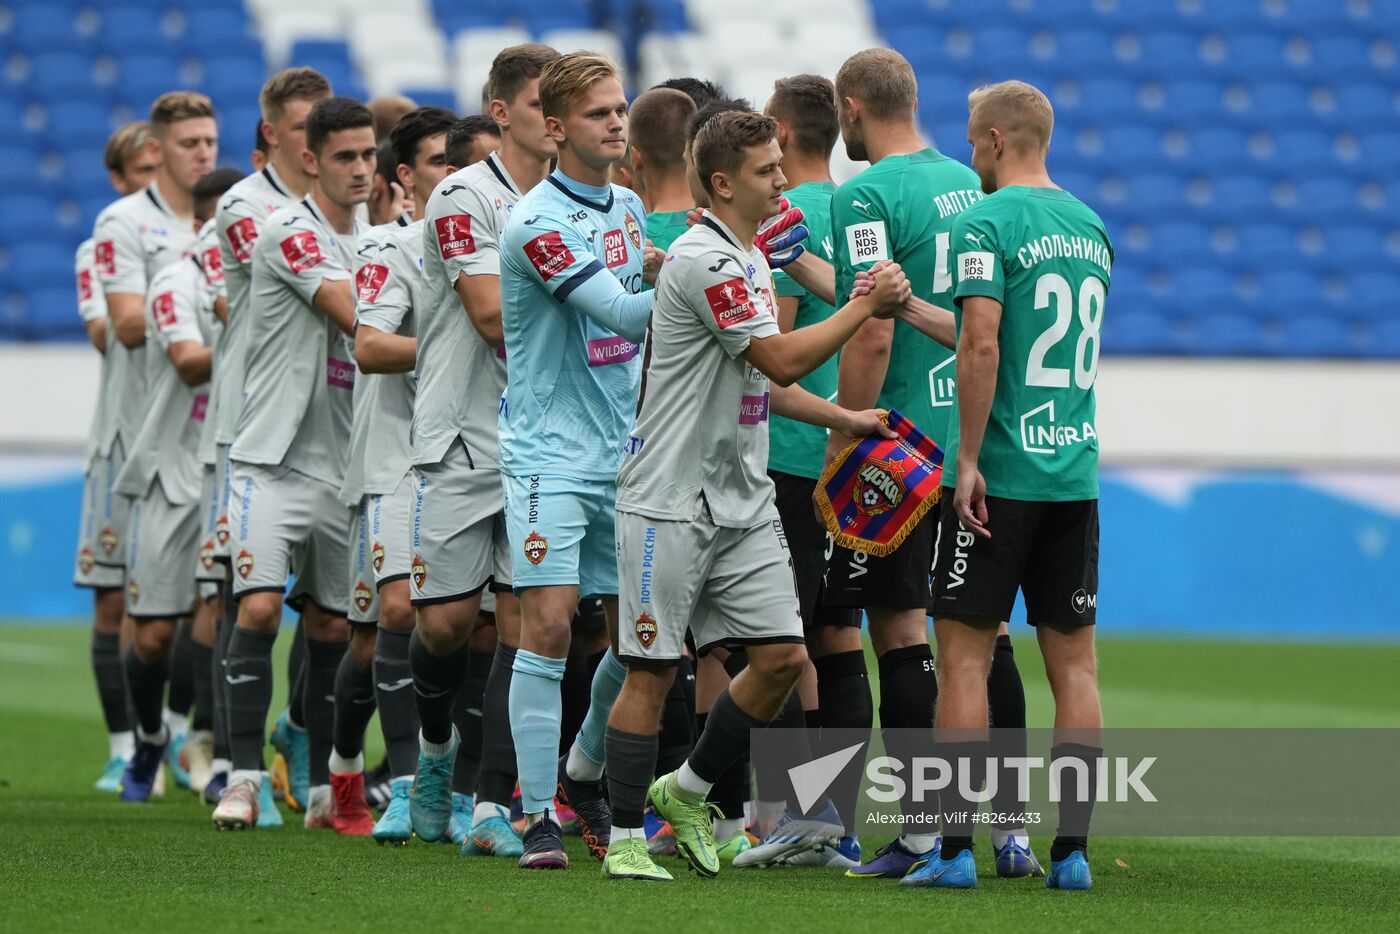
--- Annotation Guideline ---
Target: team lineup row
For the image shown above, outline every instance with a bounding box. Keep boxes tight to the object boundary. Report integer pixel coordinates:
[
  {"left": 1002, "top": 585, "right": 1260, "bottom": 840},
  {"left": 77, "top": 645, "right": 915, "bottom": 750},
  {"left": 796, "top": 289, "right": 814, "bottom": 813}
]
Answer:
[{"left": 72, "top": 42, "right": 1110, "bottom": 890}]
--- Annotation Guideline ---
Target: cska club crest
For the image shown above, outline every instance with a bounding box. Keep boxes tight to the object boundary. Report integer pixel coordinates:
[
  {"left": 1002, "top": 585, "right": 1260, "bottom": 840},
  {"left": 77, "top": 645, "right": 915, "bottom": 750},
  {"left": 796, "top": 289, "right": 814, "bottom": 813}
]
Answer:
[
  {"left": 371, "top": 541, "right": 385, "bottom": 573},
  {"left": 634, "top": 612, "right": 657, "bottom": 649},
  {"left": 78, "top": 546, "right": 96, "bottom": 575},
  {"left": 624, "top": 212, "right": 642, "bottom": 249},
  {"left": 199, "top": 539, "right": 217, "bottom": 572},
  {"left": 411, "top": 555, "right": 427, "bottom": 590},
  {"left": 523, "top": 531, "right": 549, "bottom": 566},
  {"left": 126, "top": 579, "right": 140, "bottom": 605},
  {"left": 99, "top": 526, "right": 119, "bottom": 556},
  {"left": 215, "top": 515, "right": 230, "bottom": 546},
  {"left": 235, "top": 549, "right": 254, "bottom": 580},
  {"left": 853, "top": 457, "right": 907, "bottom": 518},
  {"left": 353, "top": 580, "right": 373, "bottom": 614}
]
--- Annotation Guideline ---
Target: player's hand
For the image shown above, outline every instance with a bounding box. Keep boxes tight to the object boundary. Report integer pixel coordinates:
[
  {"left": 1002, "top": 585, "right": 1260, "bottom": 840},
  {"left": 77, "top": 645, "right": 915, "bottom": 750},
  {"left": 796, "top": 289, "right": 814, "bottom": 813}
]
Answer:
[
  {"left": 370, "top": 179, "right": 412, "bottom": 226},
  {"left": 686, "top": 207, "right": 704, "bottom": 228},
  {"left": 867, "top": 262, "right": 912, "bottom": 317},
  {"left": 850, "top": 260, "right": 893, "bottom": 299},
  {"left": 841, "top": 408, "right": 895, "bottom": 440},
  {"left": 642, "top": 240, "right": 665, "bottom": 285},
  {"left": 756, "top": 198, "right": 807, "bottom": 269},
  {"left": 953, "top": 464, "right": 991, "bottom": 539}
]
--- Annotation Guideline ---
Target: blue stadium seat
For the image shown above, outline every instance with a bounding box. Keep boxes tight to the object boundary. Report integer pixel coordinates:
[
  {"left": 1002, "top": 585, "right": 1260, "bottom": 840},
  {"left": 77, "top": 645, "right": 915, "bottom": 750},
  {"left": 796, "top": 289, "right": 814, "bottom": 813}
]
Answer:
[
  {"left": 1349, "top": 273, "right": 1400, "bottom": 318},
  {"left": 1276, "top": 315, "right": 1359, "bottom": 357},
  {"left": 1258, "top": 269, "right": 1326, "bottom": 309},
  {"left": 1108, "top": 310, "right": 1181, "bottom": 354},
  {"left": 1369, "top": 320, "right": 1400, "bottom": 356},
  {"left": 1050, "top": 29, "right": 1118, "bottom": 73},
  {"left": 181, "top": 7, "right": 257, "bottom": 45},
  {"left": 38, "top": 103, "right": 114, "bottom": 152},
  {"left": 3, "top": 243, "right": 73, "bottom": 286},
  {"left": 8, "top": 5, "right": 96, "bottom": 54},
  {"left": 115, "top": 53, "right": 185, "bottom": 108},
  {"left": 1193, "top": 313, "right": 1272, "bottom": 356},
  {"left": 1132, "top": 33, "right": 1199, "bottom": 78},
  {"left": 1331, "top": 82, "right": 1398, "bottom": 124},
  {"left": 1247, "top": 82, "right": 1311, "bottom": 122},
  {"left": 99, "top": 8, "right": 167, "bottom": 48},
  {"left": 1356, "top": 131, "right": 1400, "bottom": 172},
  {"left": 1306, "top": 36, "right": 1378, "bottom": 81},
  {"left": 1211, "top": 33, "right": 1292, "bottom": 79},
  {"left": 0, "top": 195, "right": 63, "bottom": 243},
  {"left": 401, "top": 87, "right": 459, "bottom": 112},
  {"left": 1119, "top": 172, "right": 1185, "bottom": 213},
  {"left": 21, "top": 286, "right": 87, "bottom": 339},
  {"left": 23, "top": 52, "right": 104, "bottom": 97}
]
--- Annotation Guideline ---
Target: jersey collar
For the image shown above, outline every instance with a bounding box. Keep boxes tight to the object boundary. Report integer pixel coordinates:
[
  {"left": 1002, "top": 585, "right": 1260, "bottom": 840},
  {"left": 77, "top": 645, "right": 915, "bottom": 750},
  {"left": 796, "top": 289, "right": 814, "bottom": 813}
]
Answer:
[
  {"left": 699, "top": 212, "right": 744, "bottom": 251},
  {"left": 485, "top": 152, "right": 521, "bottom": 197},
  {"left": 262, "top": 163, "right": 290, "bottom": 198},
  {"left": 546, "top": 173, "right": 614, "bottom": 214},
  {"left": 145, "top": 180, "right": 175, "bottom": 217}
]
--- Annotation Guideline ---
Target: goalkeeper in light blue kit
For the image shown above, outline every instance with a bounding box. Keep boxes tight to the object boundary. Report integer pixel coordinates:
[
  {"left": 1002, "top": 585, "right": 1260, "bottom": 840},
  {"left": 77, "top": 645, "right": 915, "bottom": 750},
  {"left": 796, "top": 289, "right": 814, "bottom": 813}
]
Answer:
[{"left": 498, "top": 52, "right": 808, "bottom": 870}]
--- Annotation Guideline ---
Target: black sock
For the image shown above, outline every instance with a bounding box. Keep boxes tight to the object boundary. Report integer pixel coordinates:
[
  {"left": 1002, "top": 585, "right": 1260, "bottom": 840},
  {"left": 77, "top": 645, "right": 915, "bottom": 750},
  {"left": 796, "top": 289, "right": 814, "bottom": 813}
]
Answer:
[
  {"left": 409, "top": 629, "right": 469, "bottom": 745},
  {"left": 753, "top": 689, "right": 805, "bottom": 811},
  {"left": 91, "top": 629, "right": 131, "bottom": 734},
  {"left": 987, "top": 635, "right": 1028, "bottom": 825},
  {"left": 373, "top": 627, "right": 419, "bottom": 780},
  {"left": 212, "top": 609, "right": 233, "bottom": 760},
  {"left": 1051, "top": 743, "right": 1101, "bottom": 860},
  {"left": 878, "top": 644, "right": 938, "bottom": 828},
  {"left": 655, "top": 656, "right": 695, "bottom": 775},
  {"left": 559, "top": 647, "right": 598, "bottom": 756},
  {"left": 166, "top": 622, "right": 194, "bottom": 717},
  {"left": 476, "top": 641, "right": 518, "bottom": 805},
  {"left": 690, "top": 687, "right": 767, "bottom": 787},
  {"left": 937, "top": 739, "right": 989, "bottom": 855},
  {"left": 816, "top": 650, "right": 872, "bottom": 830},
  {"left": 124, "top": 646, "right": 168, "bottom": 737},
  {"left": 695, "top": 712, "right": 744, "bottom": 817},
  {"left": 304, "top": 637, "right": 345, "bottom": 786},
  {"left": 189, "top": 639, "right": 214, "bottom": 731},
  {"left": 606, "top": 726, "right": 659, "bottom": 829},
  {"left": 331, "top": 646, "right": 375, "bottom": 761},
  {"left": 226, "top": 626, "right": 275, "bottom": 772},
  {"left": 452, "top": 649, "right": 492, "bottom": 794},
  {"left": 287, "top": 617, "right": 306, "bottom": 727}
]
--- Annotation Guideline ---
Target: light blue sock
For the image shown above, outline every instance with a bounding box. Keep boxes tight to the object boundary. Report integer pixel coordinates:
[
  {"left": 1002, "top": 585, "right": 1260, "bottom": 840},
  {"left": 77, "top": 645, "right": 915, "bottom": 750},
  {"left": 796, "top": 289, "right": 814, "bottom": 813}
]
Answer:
[
  {"left": 574, "top": 650, "right": 628, "bottom": 768},
  {"left": 509, "top": 648, "right": 567, "bottom": 815}
]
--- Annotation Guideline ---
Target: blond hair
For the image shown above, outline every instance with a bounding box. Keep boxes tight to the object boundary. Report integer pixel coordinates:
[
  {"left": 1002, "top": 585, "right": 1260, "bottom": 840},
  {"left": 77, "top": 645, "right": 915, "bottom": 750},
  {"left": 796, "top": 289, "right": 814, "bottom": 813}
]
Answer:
[
  {"left": 259, "top": 67, "right": 333, "bottom": 124},
  {"left": 539, "top": 51, "right": 619, "bottom": 120},
  {"left": 834, "top": 48, "right": 917, "bottom": 120},
  {"left": 103, "top": 121, "right": 152, "bottom": 173},
  {"left": 968, "top": 80, "right": 1054, "bottom": 155},
  {"left": 149, "top": 92, "right": 215, "bottom": 134}
]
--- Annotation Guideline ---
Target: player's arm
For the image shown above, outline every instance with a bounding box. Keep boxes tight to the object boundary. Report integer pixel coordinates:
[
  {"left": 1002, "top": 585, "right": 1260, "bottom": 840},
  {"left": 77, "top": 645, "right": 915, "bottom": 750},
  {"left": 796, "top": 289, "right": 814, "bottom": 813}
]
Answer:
[
  {"left": 952, "top": 295, "right": 1001, "bottom": 537},
  {"left": 107, "top": 293, "right": 147, "bottom": 348},
  {"left": 168, "top": 340, "right": 213, "bottom": 385},
  {"left": 851, "top": 272, "right": 957, "bottom": 349},
  {"left": 84, "top": 318, "right": 106, "bottom": 351},
  {"left": 312, "top": 280, "right": 356, "bottom": 336},
  {"left": 212, "top": 294, "right": 228, "bottom": 325},
  {"left": 354, "top": 250, "right": 416, "bottom": 372},
  {"left": 154, "top": 284, "right": 211, "bottom": 385},
  {"left": 355, "top": 325, "right": 415, "bottom": 373},
  {"left": 828, "top": 190, "right": 894, "bottom": 449},
  {"left": 770, "top": 382, "right": 895, "bottom": 439},
  {"left": 76, "top": 248, "right": 107, "bottom": 352},
  {"left": 511, "top": 220, "right": 652, "bottom": 343},
  {"left": 96, "top": 211, "right": 151, "bottom": 348},
  {"left": 269, "top": 220, "right": 356, "bottom": 335},
  {"left": 780, "top": 251, "right": 837, "bottom": 306},
  {"left": 456, "top": 273, "right": 503, "bottom": 346}
]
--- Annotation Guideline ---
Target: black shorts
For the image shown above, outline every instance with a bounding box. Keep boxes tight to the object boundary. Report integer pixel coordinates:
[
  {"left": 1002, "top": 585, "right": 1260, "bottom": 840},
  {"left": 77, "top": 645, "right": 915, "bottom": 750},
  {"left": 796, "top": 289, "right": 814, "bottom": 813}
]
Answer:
[
  {"left": 771, "top": 471, "right": 860, "bottom": 629},
  {"left": 572, "top": 596, "right": 607, "bottom": 633},
  {"left": 822, "top": 502, "right": 936, "bottom": 611},
  {"left": 929, "top": 490, "right": 1098, "bottom": 627}
]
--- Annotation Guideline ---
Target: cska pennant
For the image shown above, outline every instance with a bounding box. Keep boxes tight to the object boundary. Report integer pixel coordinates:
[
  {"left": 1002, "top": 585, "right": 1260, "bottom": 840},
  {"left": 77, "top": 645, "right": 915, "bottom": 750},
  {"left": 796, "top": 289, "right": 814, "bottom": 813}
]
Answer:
[{"left": 814, "top": 409, "right": 944, "bottom": 558}]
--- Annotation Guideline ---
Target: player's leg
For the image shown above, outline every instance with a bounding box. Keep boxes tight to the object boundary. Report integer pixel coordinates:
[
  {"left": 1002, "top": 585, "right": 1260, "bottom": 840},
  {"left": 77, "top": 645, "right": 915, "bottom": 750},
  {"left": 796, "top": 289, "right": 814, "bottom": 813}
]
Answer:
[
  {"left": 463, "top": 583, "right": 524, "bottom": 858},
  {"left": 163, "top": 620, "right": 195, "bottom": 789},
  {"left": 987, "top": 620, "right": 1040, "bottom": 877},
  {"left": 184, "top": 584, "right": 220, "bottom": 795},
  {"left": 205, "top": 446, "right": 236, "bottom": 804},
  {"left": 445, "top": 607, "right": 492, "bottom": 845}
]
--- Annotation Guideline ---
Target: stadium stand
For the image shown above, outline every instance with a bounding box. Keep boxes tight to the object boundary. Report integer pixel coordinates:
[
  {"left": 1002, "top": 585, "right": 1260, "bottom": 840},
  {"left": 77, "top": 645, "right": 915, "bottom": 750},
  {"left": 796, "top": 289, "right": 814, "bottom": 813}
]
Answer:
[{"left": 0, "top": 0, "right": 1395, "bottom": 354}]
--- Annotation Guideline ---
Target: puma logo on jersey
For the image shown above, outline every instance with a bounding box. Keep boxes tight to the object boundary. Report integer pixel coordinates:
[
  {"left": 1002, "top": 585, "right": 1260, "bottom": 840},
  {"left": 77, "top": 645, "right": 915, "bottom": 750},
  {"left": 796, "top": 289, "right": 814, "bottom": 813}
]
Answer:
[
  {"left": 965, "top": 233, "right": 987, "bottom": 248},
  {"left": 851, "top": 198, "right": 875, "bottom": 214}
]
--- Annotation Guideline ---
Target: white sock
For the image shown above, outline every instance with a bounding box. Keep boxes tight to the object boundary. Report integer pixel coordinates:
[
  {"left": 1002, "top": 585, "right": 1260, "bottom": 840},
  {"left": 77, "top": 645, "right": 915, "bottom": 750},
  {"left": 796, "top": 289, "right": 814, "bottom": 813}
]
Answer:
[
  {"left": 714, "top": 818, "right": 744, "bottom": 840},
  {"left": 757, "top": 798, "right": 785, "bottom": 831},
  {"left": 394, "top": 774, "right": 415, "bottom": 786},
  {"left": 328, "top": 750, "right": 363, "bottom": 775},
  {"left": 613, "top": 825, "right": 646, "bottom": 841},
  {"left": 473, "top": 800, "right": 508, "bottom": 823},
  {"left": 109, "top": 731, "right": 135, "bottom": 760},
  {"left": 210, "top": 757, "right": 231, "bottom": 775},
  {"left": 676, "top": 762, "right": 712, "bottom": 798},
  {"left": 164, "top": 708, "right": 189, "bottom": 737},
  {"left": 991, "top": 827, "right": 1029, "bottom": 850},
  {"left": 901, "top": 832, "right": 940, "bottom": 854},
  {"left": 565, "top": 741, "right": 604, "bottom": 782},
  {"left": 419, "top": 730, "right": 454, "bottom": 759},
  {"left": 230, "top": 768, "right": 262, "bottom": 789},
  {"left": 525, "top": 807, "right": 560, "bottom": 828},
  {"left": 137, "top": 723, "right": 168, "bottom": 746}
]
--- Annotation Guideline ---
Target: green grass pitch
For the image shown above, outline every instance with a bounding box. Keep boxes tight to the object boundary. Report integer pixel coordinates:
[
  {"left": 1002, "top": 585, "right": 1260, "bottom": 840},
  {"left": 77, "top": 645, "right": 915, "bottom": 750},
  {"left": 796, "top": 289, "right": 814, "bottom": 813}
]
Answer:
[{"left": 1, "top": 623, "right": 1397, "bottom": 932}]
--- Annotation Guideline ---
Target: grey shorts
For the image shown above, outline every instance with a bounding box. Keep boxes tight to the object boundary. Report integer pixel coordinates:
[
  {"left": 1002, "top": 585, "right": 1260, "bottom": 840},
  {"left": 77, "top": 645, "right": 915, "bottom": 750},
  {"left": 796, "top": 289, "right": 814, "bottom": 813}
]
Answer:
[
  {"left": 213, "top": 442, "right": 234, "bottom": 561},
  {"left": 195, "top": 463, "right": 225, "bottom": 583},
  {"left": 126, "top": 482, "right": 200, "bottom": 619},
  {"left": 616, "top": 510, "right": 805, "bottom": 664},
  {"left": 348, "top": 475, "right": 415, "bottom": 624},
  {"left": 409, "top": 443, "right": 512, "bottom": 605},
  {"left": 74, "top": 442, "right": 129, "bottom": 589},
  {"left": 228, "top": 460, "right": 352, "bottom": 616}
]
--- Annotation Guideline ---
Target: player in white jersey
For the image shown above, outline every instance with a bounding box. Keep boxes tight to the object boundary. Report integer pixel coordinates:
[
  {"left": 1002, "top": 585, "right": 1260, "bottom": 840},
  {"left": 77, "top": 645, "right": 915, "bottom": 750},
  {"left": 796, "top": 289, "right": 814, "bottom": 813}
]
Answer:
[
  {"left": 213, "top": 98, "right": 375, "bottom": 831},
  {"left": 328, "top": 106, "right": 456, "bottom": 840},
  {"left": 110, "top": 169, "right": 240, "bottom": 803},
  {"left": 604, "top": 112, "right": 909, "bottom": 881},
  {"left": 74, "top": 123, "right": 158, "bottom": 792},
  {"left": 406, "top": 44, "right": 559, "bottom": 857},
  {"left": 205, "top": 68, "right": 333, "bottom": 810}
]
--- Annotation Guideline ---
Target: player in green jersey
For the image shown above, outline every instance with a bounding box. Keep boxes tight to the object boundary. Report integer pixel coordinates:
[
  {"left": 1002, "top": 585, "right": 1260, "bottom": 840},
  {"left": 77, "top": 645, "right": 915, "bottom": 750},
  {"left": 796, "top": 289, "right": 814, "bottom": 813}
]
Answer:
[
  {"left": 627, "top": 87, "right": 698, "bottom": 252},
  {"left": 914, "top": 80, "right": 1110, "bottom": 892}
]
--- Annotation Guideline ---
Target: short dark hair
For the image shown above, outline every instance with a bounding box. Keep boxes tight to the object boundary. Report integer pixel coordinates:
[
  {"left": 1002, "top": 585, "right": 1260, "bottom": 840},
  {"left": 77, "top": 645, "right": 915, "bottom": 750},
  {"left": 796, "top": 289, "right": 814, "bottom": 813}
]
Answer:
[
  {"left": 769, "top": 75, "right": 838, "bottom": 158},
  {"left": 193, "top": 167, "right": 244, "bottom": 221},
  {"left": 628, "top": 87, "right": 696, "bottom": 175},
  {"left": 487, "top": 44, "right": 561, "bottom": 105},
  {"left": 686, "top": 97, "right": 752, "bottom": 147},
  {"left": 653, "top": 77, "right": 726, "bottom": 110},
  {"left": 445, "top": 115, "right": 500, "bottom": 167},
  {"left": 305, "top": 96, "right": 374, "bottom": 154},
  {"left": 253, "top": 115, "right": 269, "bottom": 155},
  {"left": 693, "top": 111, "right": 778, "bottom": 198},
  {"left": 376, "top": 138, "right": 397, "bottom": 189},
  {"left": 391, "top": 106, "right": 457, "bottom": 171}
]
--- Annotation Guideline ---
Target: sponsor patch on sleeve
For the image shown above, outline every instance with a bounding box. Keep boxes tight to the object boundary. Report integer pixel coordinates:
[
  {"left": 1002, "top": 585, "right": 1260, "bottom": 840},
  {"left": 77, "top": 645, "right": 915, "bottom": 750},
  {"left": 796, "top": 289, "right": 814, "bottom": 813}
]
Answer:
[
  {"left": 959, "top": 250, "right": 995, "bottom": 282},
  {"left": 203, "top": 246, "right": 223, "bottom": 284},
  {"left": 844, "top": 220, "right": 889, "bottom": 264},
  {"left": 602, "top": 228, "right": 627, "bottom": 268},
  {"left": 525, "top": 231, "right": 574, "bottom": 281},
  {"left": 280, "top": 231, "right": 325, "bottom": 272},
  {"left": 435, "top": 214, "right": 474, "bottom": 258},
  {"left": 704, "top": 277, "right": 758, "bottom": 329},
  {"left": 153, "top": 292, "right": 177, "bottom": 331},
  {"left": 226, "top": 217, "right": 258, "bottom": 263},
  {"left": 78, "top": 268, "right": 93, "bottom": 301},
  {"left": 356, "top": 263, "right": 389, "bottom": 302},
  {"left": 95, "top": 240, "right": 115, "bottom": 276}
]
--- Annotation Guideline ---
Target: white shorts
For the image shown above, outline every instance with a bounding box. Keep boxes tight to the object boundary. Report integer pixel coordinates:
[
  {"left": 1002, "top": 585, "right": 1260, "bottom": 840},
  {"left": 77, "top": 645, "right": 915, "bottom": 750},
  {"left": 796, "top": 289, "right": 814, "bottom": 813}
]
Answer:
[
  {"left": 228, "top": 460, "right": 352, "bottom": 615},
  {"left": 615, "top": 511, "right": 805, "bottom": 663},
  {"left": 74, "top": 442, "right": 129, "bottom": 589},
  {"left": 409, "top": 442, "right": 512, "bottom": 605},
  {"left": 348, "top": 475, "right": 415, "bottom": 624},
  {"left": 195, "top": 463, "right": 225, "bottom": 584},
  {"left": 126, "top": 482, "right": 200, "bottom": 618}
]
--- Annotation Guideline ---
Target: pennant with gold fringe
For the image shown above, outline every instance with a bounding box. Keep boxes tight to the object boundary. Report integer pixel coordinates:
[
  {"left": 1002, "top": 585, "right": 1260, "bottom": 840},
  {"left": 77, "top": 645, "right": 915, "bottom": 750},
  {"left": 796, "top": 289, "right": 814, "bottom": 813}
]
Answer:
[{"left": 814, "top": 408, "right": 945, "bottom": 558}]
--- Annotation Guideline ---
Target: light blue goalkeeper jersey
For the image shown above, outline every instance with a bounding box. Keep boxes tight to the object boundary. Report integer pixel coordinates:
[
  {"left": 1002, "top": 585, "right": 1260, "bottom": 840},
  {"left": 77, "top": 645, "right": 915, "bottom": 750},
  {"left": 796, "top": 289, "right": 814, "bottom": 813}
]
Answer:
[{"left": 498, "top": 169, "right": 651, "bottom": 481}]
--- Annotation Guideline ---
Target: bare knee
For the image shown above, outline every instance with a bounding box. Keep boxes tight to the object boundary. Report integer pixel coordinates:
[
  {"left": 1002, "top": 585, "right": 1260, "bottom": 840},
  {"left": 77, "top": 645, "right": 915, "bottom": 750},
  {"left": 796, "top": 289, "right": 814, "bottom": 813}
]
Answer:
[
  {"left": 377, "top": 593, "right": 415, "bottom": 634},
  {"left": 94, "top": 589, "right": 125, "bottom": 632},
  {"left": 349, "top": 626, "right": 376, "bottom": 667},
  {"left": 236, "top": 593, "right": 282, "bottom": 633},
  {"left": 416, "top": 599, "right": 475, "bottom": 653},
  {"left": 133, "top": 620, "right": 175, "bottom": 660},
  {"left": 747, "top": 642, "right": 808, "bottom": 687}
]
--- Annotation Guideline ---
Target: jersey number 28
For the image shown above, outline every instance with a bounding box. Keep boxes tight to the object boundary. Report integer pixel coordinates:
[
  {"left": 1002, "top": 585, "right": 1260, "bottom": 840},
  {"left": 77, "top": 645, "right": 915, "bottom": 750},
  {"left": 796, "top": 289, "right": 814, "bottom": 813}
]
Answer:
[{"left": 1027, "top": 272, "right": 1104, "bottom": 390}]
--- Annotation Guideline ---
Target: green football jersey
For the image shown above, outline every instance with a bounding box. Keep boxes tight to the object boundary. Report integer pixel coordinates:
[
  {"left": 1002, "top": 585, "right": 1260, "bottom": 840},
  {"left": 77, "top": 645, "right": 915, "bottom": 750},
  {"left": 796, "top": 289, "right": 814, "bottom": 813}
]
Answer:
[
  {"left": 769, "top": 181, "right": 837, "bottom": 479},
  {"left": 831, "top": 148, "right": 984, "bottom": 447},
  {"left": 945, "top": 186, "right": 1113, "bottom": 501},
  {"left": 646, "top": 210, "right": 692, "bottom": 252}
]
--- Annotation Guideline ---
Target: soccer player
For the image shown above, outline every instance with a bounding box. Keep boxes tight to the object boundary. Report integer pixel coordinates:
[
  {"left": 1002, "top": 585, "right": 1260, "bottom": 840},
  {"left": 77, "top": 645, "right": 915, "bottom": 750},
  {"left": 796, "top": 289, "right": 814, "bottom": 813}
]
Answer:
[
  {"left": 626, "top": 87, "right": 697, "bottom": 252},
  {"left": 207, "top": 67, "right": 333, "bottom": 810},
  {"left": 495, "top": 51, "right": 661, "bottom": 870},
  {"left": 445, "top": 115, "right": 501, "bottom": 169},
  {"left": 604, "top": 111, "right": 908, "bottom": 882},
  {"left": 652, "top": 77, "right": 725, "bottom": 110},
  {"left": 212, "top": 97, "right": 375, "bottom": 831},
  {"left": 336, "top": 105, "right": 456, "bottom": 841},
  {"left": 75, "top": 121, "right": 158, "bottom": 791},
  {"left": 408, "top": 44, "right": 559, "bottom": 858},
  {"left": 250, "top": 115, "right": 270, "bottom": 172},
  {"left": 903, "top": 80, "right": 1110, "bottom": 892},
  {"left": 112, "top": 167, "right": 239, "bottom": 801},
  {"left": 369, "top": 94, "right": 418, "bottom": 139}
]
